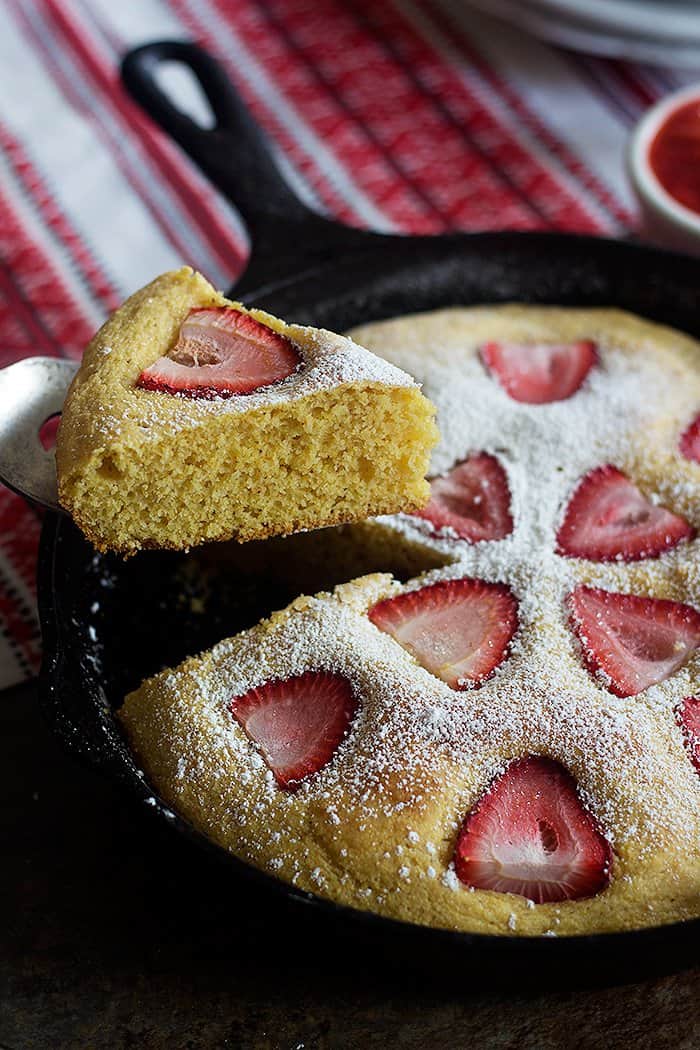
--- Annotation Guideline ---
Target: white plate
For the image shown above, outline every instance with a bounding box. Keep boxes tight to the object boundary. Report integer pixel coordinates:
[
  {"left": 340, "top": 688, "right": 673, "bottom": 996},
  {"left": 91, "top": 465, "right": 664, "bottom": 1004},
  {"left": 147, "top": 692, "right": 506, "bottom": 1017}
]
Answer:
[
  {"left": 463, "top": 0, "right": 700, "bottom": 67},
  {"left": 526, "top": 0, "right": 700, "bottom": 41}
]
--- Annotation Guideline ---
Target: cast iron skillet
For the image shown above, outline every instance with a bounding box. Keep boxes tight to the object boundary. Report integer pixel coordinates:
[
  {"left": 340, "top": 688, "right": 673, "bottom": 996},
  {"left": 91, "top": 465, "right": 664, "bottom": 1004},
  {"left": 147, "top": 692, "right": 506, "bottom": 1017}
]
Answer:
[{"left": 35, "top": 41, "right": 700, "bottom": 982}]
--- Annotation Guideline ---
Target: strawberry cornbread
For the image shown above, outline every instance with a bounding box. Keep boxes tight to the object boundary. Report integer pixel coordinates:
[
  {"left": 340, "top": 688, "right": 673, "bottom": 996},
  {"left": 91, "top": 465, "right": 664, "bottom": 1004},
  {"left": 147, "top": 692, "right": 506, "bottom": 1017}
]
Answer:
[
  {"left": 56, "top": 268, "right": 437, "bottom": 553},
  {"left": 119, "top": 304, "right": 700, "bottom": 937}
]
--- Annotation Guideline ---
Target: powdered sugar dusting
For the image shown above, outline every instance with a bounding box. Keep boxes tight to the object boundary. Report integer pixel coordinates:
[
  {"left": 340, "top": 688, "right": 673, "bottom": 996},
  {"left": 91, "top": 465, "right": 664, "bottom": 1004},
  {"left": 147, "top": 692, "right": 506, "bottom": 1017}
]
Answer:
[
  {"left": 97, "top": 324, "right": 417, "bottom": 441},
  {"left": 344, "top": 305, "right": 700, "bottom": 839}
]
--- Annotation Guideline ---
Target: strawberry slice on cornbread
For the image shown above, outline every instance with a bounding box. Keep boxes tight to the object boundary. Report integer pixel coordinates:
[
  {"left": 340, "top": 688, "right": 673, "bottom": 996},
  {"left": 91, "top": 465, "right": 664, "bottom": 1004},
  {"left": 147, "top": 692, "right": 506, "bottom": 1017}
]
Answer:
[
  {"left": 568, "top": 585, "right": 700, "bottom": 697},
  {"left": 138, "top": 307, "right": 301, "bottom": 398},
  {"left": 480, "top": 339, "right": 597, "bottom": 404},
  {"left": 368, "top": 577, "right": 518, "bottom": 689},
  {"left": 677, "top": 697, "right": 700, "bottom": 772},
  {"left": 679, "top": 413, "right": 700, "bottom": 463},
  {"left": 556, "top": 465, "right": 694, "bottom": 562},
  {"left": 454, "top": 756, "right": 612, "bottom": 904},
  {"left": 229, "top": 671, "right": 358, "bottom": 789},
  {"left": 414, "top": 453, "right": 513, "bottom": 543}
]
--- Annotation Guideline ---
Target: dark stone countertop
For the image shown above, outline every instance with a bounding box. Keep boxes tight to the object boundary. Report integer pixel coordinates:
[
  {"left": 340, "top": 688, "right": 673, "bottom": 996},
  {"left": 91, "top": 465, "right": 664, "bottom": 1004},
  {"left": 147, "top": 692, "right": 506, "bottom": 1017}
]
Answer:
[{"left": 1, "top": 679, "right": 699, "bottom": 1050}]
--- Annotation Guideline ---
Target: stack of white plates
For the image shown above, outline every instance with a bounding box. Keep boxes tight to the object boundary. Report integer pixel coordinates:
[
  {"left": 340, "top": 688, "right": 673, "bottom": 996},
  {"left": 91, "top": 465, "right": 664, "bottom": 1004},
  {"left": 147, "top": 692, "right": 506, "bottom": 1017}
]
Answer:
[{"left": 463, "top": 0, "right": 700, "bottom": 68}]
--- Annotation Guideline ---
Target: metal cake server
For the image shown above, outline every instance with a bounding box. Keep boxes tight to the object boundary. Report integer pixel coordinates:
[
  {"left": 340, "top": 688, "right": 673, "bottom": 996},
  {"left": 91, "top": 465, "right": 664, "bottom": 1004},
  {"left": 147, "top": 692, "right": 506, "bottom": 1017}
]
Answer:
[{"left": 0, "top": 356, "right": 77, "bottom": 512}]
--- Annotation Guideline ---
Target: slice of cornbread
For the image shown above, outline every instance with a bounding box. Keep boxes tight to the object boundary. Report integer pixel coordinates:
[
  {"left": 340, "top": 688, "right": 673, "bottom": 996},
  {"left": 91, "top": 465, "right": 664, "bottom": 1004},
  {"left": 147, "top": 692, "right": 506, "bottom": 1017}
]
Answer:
[{"left": 56, "top": 268, "right": 438, "bottom": 554}]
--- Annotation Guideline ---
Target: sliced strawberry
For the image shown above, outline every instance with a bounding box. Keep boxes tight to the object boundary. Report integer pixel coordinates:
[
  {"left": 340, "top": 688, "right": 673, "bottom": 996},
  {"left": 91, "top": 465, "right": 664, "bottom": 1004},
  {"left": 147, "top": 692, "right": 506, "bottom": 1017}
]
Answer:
[
  {"left": 138, "top": 307, "right": 300, "bottom": 399},
  {"left": 677, "top": 697, "right": 700, "bottom": 773},
  {"left": 414, "top": 453, "right": 513, "bottom": 543},
  {"left": 454, "top": 756, "right": 612, "bottom": 904},
  {"left": 556, "top": 465, "right": 694, "bottom": 562},
  {"left": 368, "top": 577, "right": 518, "bottom": 689},
  {"left": 679, "top": 413, "right": 700, "bottom": 463},
  {"left": 229, "top": 671, "right": 357, "bottom": 790},
  {"left": 568, "top": 585, "right": 700, "bottom": 698},
  {"left": 480, "top": 339, "right": 597, "bottom": 404}
]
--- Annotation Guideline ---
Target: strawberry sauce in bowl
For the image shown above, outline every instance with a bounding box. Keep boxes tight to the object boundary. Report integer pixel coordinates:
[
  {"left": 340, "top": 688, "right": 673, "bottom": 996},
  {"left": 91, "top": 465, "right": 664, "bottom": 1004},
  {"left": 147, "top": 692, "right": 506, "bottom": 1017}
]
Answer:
[
  {"left": 629, "top": 84, "right": 700, "bottom": 254},
  {"left": 649, "top": 98, "right": 700, "bottom": 216}
]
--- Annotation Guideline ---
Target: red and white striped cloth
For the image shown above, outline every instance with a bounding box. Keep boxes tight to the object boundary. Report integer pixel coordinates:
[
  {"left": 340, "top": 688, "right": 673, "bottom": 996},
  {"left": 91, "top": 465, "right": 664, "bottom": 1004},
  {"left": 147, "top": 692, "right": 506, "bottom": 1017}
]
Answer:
[{"left": 0, "top": 0, "right": 695, "bottom": 688}]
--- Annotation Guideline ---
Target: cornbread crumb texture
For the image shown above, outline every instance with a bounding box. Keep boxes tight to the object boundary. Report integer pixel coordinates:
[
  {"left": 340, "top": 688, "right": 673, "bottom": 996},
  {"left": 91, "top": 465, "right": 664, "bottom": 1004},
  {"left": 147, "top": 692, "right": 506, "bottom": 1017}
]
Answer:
[
  {"left": 56, "top": 268, "right": 437, "bottom": 553},
  {"left": 120, "top": 304, "right": 700, "bottom": 937}
]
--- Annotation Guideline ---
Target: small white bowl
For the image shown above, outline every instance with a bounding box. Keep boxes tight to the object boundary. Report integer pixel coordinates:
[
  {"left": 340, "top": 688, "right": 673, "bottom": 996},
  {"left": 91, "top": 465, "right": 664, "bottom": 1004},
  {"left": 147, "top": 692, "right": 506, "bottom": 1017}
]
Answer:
[{"left": 628, "top": 83, "right": 700, "bottom": 255}]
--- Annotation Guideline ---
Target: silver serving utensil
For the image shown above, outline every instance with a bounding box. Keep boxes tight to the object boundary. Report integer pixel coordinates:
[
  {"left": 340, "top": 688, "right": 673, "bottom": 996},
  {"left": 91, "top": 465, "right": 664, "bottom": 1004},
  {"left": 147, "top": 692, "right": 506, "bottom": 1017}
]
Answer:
[{"left": 0, "top": 357, "right": 77, "bottom": 512}]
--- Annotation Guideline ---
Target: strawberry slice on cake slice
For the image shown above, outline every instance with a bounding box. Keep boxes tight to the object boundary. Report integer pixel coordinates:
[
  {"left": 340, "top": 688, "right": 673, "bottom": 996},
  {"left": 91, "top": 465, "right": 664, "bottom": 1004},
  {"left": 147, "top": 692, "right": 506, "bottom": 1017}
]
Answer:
[
  {"left": 368, "top": 577, "right": 518, "bottom": 689},
  {"left": 679, "top": 413, "right": 700, "bottom": 463},
  {"left": 56, "top": 268, "right": 438, "bottom": 553},
  {"left": 568, "top": 585, "right": 700, "bottom": 697},
  {"left": 414, "top": 452, "right": 513, "bottom": 543},
  {"left": 454, "top": 756, "right": 612, "bottom": 904},
  {"left": 138, "top": 307, "right": 301, "bottom": 399},
  {"left": 229, "top": 671, "right": 358, "bottom": 790},
  {"left": 677, "top": 697, "right": 700, "bottom": 772},
  {"left": 480, "top": 339, "right": 597, "bottom": 403},
  {"left": 556, "top": 465, "right": 694, "bottom": 562}
]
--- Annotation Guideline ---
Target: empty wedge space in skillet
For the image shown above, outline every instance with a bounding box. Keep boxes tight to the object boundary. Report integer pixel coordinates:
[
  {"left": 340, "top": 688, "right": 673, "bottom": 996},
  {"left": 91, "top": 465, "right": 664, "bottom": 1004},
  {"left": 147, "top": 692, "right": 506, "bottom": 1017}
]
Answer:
[{"left": 56, "top": 267, "right": 438, "bottom": 554}]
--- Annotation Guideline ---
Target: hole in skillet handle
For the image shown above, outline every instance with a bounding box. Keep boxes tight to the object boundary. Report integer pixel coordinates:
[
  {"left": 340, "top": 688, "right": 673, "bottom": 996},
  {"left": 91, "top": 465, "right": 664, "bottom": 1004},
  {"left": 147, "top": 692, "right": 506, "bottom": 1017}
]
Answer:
[
  {"left": 120, "top": 41, "right": 316, "bottom": 229},
  {"left": 153, "top": 61, "right": 215, "bottom": 130},
  {"left": 120, "top": 41, "right": 384, "bottom": 299}
]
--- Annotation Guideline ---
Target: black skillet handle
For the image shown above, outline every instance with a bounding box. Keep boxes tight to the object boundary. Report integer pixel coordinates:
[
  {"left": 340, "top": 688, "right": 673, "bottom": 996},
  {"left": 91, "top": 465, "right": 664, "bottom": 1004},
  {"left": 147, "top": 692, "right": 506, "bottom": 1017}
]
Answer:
[{"left": 121, "top": 41, "right": 373, "bottom": 297}]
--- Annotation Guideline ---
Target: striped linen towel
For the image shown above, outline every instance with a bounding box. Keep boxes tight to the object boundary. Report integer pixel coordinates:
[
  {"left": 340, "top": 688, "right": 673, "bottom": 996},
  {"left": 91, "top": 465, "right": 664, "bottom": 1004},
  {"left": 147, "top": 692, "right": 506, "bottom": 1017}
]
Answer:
[{"left": 0, "top": 0, "right": 694, "bottom": 688}]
